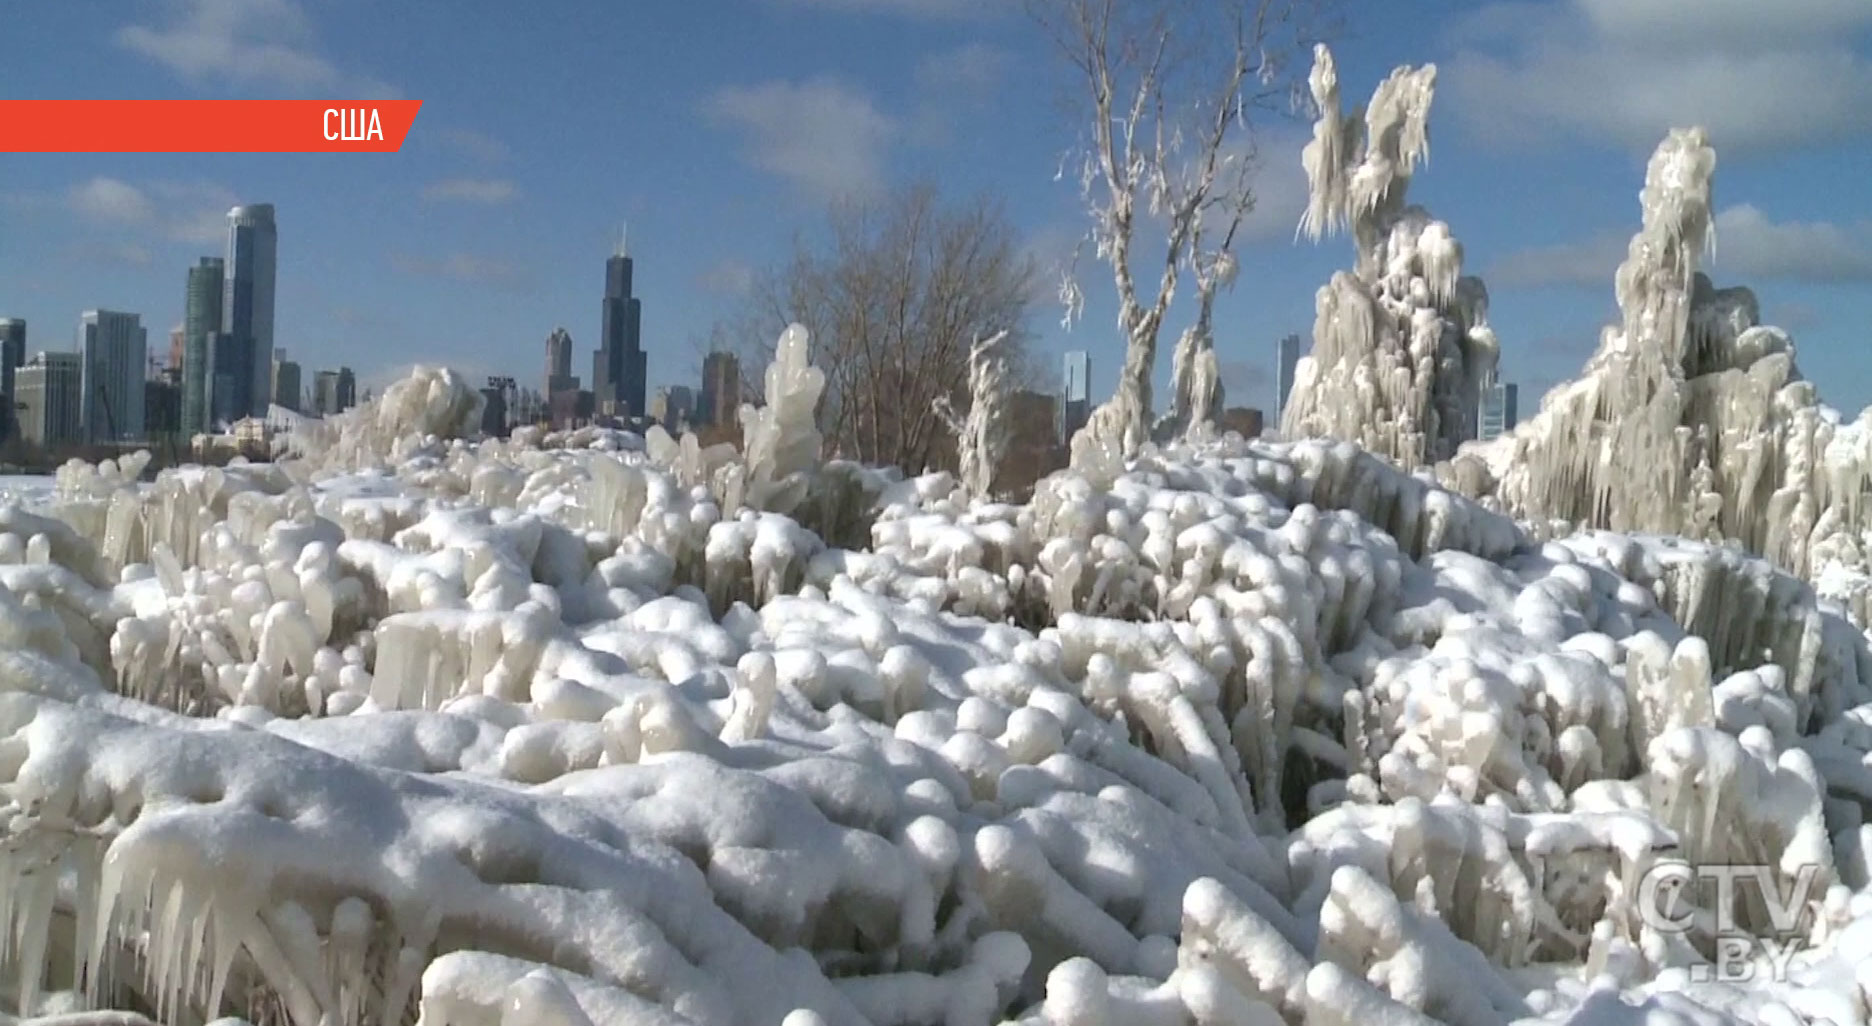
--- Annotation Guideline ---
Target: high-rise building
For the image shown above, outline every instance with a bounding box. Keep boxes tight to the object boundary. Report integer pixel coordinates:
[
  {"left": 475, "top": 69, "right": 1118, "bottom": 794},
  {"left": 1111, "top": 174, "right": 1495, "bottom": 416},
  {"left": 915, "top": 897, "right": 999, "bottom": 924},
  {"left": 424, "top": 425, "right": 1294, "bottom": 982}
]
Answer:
[
  {"left": 699, "top": 350, "right": 740, "bottom": 429},
  {"left": 1, "top": 318, "right": 26, "bottom": 442},
  {"left": 314, "top": 367, "right": 358, "bottom": 416},
  {"left": 79, "top": 310, "right": 148, "bottom": 444},
  {"left": 314, "top": 371, "right": 340, "bottom": 415},
  {"left": 1059, "top": 350, "right": 1091, "bottom": 444},
  {"left": 593, "top": 231, "right": 647, "bottom": 420},
  {"left": 168, "top": 325, "right": 185, "bottom": 371},
  {"left": 224, "top": 204, "right": 278, "bottom": 419},
  {"left": 545, "top": 327, "right": 578, "bottom": 395},
  {"left": 1477, "top": 372, "right": 1518, "bottom": 442},
  {"left": 272, "top": 351, "right": 302, "bottom": 412},
  {"left": 1274, "top": 333, "right": 1302, "bottom": 423},
  {"left": 15, "top": 351, "right": 82, "bottom": 448},
  {"left": 183, "top": 256, "right": 225, "bottom": 435}
]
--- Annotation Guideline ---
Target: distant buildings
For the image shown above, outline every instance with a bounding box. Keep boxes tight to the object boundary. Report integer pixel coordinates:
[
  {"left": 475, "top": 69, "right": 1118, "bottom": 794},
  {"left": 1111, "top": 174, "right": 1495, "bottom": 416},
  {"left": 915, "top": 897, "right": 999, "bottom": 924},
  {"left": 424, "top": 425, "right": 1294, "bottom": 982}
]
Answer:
[
  {"left": 313, "top": 368, "right": 357, "bottom": 416},
  {"left": 1477, "top": 374, "right": 1519, "bottom": 442},
  {"left": 699, "top": 351, "right": 740, "bottom": 430},
  {"left": 79, "top": 310, "right": 147, "bottom": 444},
  {"left": 1274, "top": 333, "right": 1302, "bottom": 423},
  {"left": 1059, "top": 350, "right": 1091, "bottom": 444},
  {"left": 15, "top": 351, "right": 82, "bottom": 448},
  {"left": 182, "top": 256, "right": 225, "bottom": 434},
  {"left": 593, "top": 232, "right": 647, "bottom": 420},
  {"left": 225, "top": 204, "right": 278, "bottom": 419}
]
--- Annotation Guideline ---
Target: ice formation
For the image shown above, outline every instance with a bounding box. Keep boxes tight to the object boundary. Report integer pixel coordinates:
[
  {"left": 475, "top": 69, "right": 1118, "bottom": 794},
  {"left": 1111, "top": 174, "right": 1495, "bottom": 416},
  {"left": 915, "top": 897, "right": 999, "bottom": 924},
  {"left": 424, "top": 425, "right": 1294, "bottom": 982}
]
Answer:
[
  {"left": 1441, "top": 126, "right": 1872, "bottom": 628},
  {"left": 1280, "top": 45, "right": 1499, "bottom": 467},
  {"left": 933, "top": 332, "right": 1012, "bottom": 502}
]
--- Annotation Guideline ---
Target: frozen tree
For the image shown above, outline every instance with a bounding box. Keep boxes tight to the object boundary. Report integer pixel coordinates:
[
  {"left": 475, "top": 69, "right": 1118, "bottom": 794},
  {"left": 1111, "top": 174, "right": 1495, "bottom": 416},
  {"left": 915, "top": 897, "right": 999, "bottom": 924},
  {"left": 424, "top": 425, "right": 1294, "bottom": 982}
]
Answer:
[
  {"left": 1278, "top": 44, "right": 1498, "bottom": 469},
  {"left": 1031, "top": 0, "right": 1328, "bottom": 472},
  {"left": 934, "top": 331, "right": 1013, "bottom": 500},
  {"left": 1160, "top": 202, "right": 1247, "bottom": 442},
  {"left": 1446, "top": 127, "right": 1872, "bottom": 624}
]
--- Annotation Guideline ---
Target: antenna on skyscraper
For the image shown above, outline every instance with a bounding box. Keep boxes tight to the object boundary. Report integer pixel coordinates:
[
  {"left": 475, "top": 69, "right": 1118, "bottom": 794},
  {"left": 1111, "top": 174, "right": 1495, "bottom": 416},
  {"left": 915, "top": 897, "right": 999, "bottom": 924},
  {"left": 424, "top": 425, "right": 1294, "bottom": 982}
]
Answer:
[{"left": 616, "top": 220, "right": 628, "bottom": 258}]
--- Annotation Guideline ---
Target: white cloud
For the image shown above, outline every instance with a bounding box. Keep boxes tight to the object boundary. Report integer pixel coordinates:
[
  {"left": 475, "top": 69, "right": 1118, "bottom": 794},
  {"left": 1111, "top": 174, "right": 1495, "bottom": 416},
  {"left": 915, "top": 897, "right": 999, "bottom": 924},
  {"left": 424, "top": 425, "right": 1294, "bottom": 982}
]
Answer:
[
  {"left": 66, "top": 177, "right": 238, "bottom": 246},
  {"left": 116, "top": 0, "right": 398, "bottom": 98},
  {"left": 1488, "top": 205, "right": 1872, "bottom": 287},
  {"left": 391, "top": 252, "right": 530, "bottom": 289},
  {"left": 1232, "top": 132, "right": 1312, "bottom": 245},
  {"left": 69, "top": 177, "right": 154, "bottom": 225},
  {"left": 421, "top": 179, "right": 519, "bottom": 204},
  {"left": 1712, "top": 204, "right": 1872, "bottom": 283},
  {"left": 1444, "top": 0, "right": 1872, "bottom": 152},
  {"left": 1489, "top": 233, "right": 1626, "bottom": 288},
  {"left": 705, "top": 77, "right": 898, "bottom": 202},
  {"left": 431, "top": 128, "right": 510, "bottom": 164}
]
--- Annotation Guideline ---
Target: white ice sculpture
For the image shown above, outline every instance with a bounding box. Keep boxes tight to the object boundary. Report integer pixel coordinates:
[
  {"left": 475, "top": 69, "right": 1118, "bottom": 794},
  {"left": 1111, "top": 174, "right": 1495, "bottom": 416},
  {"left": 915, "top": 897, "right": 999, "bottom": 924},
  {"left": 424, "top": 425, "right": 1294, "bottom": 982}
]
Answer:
[
  {"left": 1446, "top": 127, "right": 1872, "bottom": 626},
  {"left": 1280, "top": 45, "right": 1499, "bottom": 469},
  {"left": 735, "top": 323, "right": 826, "bottom": 516},
  {"left": 933, "top": 330, "right": 1012, "bottom": 502}
]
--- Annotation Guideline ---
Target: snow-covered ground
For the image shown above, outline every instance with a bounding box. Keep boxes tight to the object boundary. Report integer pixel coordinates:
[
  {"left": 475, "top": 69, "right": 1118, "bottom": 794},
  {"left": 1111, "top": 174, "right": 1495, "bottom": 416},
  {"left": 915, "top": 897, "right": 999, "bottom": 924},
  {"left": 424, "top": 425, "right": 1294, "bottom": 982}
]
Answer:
[{"left": 2, "top": 351, "right": 1872, "bottom": 1026}]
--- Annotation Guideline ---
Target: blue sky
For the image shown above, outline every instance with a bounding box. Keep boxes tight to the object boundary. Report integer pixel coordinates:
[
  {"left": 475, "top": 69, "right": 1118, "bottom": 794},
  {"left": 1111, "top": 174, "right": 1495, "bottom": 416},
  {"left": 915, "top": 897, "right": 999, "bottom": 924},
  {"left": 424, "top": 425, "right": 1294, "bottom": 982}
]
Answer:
[{"left": 3, "top": 0, "right": 1871, "bottom": 413}]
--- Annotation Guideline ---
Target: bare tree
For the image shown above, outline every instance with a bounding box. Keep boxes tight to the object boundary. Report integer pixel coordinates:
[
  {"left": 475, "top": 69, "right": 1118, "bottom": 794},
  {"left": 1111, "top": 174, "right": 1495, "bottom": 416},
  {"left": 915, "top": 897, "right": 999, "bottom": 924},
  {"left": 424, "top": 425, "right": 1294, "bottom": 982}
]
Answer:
[
  {"left": 1030, "top": 0, "right": 1331, "bottom": 466},
  {"left": 713, "top": 183, "right": 1038, "bottom": 477}
]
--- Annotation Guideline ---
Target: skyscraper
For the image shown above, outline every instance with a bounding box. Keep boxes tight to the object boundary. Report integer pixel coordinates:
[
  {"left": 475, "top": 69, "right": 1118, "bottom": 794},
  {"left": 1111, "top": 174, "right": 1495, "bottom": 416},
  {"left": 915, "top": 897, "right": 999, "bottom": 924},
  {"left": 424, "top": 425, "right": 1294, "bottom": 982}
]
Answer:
[
  {"left": 1274, "top": 333, "right": 1302, "bottom": 423},
  {"left": 336, "top": 367, "right": 356, "bottom": 411},
  {"left": 699, "top": 350, "right": 740, "bottom": 429},
  {"left": 272, "top": 351, "right": 302, "bottom": 412},
  {"left": 545, "top": 327, "right": 578, "bottom": 395},
  {"left": 224, "top": 204, "right": 277, "bottom": 419},
  {"left": 16, "top": 351, "right": 81, "bottom": 448},
  {"left": 183, "top": 256, "right": 224, "bottom": 435},
  {"left": 314, "top": 370, "right": 341, "bottom": 415},
  {"left": 593, "top": 231, "right": 646, "bottom": 420},
  {"left": 1477, "top": 372, "right": 1518, "bottom": 442},
  {"left": 79, "top": 310, "right": 148, "bottom": 444},
  {"left": 1059, "top": 350, "right": 1091, "bottom": 444},
  {"left": 1, "top": 318, "right": 25, "bottom": 442}
]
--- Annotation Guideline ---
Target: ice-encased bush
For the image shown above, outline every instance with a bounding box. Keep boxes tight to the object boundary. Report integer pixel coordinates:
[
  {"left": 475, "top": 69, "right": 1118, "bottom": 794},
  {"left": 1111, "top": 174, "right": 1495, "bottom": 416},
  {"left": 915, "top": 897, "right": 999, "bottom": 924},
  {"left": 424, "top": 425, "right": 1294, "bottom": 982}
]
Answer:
[
  {"left": 1280, "top": 45, "right": 1499, "bottom": 469},
  {"left": 6, "top": 283, "right": 1872, "bottom": 1026}
]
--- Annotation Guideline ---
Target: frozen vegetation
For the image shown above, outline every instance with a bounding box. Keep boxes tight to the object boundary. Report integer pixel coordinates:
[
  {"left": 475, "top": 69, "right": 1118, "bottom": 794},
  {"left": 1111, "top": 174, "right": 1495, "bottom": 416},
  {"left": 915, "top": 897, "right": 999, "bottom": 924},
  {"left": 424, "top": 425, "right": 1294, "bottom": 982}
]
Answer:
[{"left": 7, "top": 43, "right": 1872, "bottom": 1026}]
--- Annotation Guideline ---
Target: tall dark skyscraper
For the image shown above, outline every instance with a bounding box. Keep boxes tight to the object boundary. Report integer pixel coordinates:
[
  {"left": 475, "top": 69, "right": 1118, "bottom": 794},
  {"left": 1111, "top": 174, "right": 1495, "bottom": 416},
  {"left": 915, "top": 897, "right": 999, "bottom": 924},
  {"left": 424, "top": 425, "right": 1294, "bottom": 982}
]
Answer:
[
  {"left": 182, "top": 257, "right": 224, "bottom": 434},
  {"left": 593, "top": 230, "right": 646, "bottom": 420},
  {"left": 0, "top": 318, "right": 25, "bottom": 441},
  {"left": 224, "top": 204, "right": 277, "bottom": 419}
]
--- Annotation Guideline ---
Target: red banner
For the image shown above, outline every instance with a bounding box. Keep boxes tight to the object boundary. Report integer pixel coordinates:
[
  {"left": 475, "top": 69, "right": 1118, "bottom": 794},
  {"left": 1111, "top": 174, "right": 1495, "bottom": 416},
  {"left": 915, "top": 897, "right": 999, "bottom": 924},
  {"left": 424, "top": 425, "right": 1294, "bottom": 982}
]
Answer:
[{"left": 1, "top": 101, "right": 424, "bottom": 153}]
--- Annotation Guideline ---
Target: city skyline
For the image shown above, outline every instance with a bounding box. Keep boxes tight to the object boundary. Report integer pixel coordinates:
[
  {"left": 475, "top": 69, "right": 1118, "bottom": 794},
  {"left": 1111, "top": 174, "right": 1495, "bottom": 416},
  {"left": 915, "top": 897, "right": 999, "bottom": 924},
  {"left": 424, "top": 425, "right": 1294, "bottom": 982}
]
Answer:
[{"left": 4, "top": 2, "right": 1871, "bottom": 418}]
